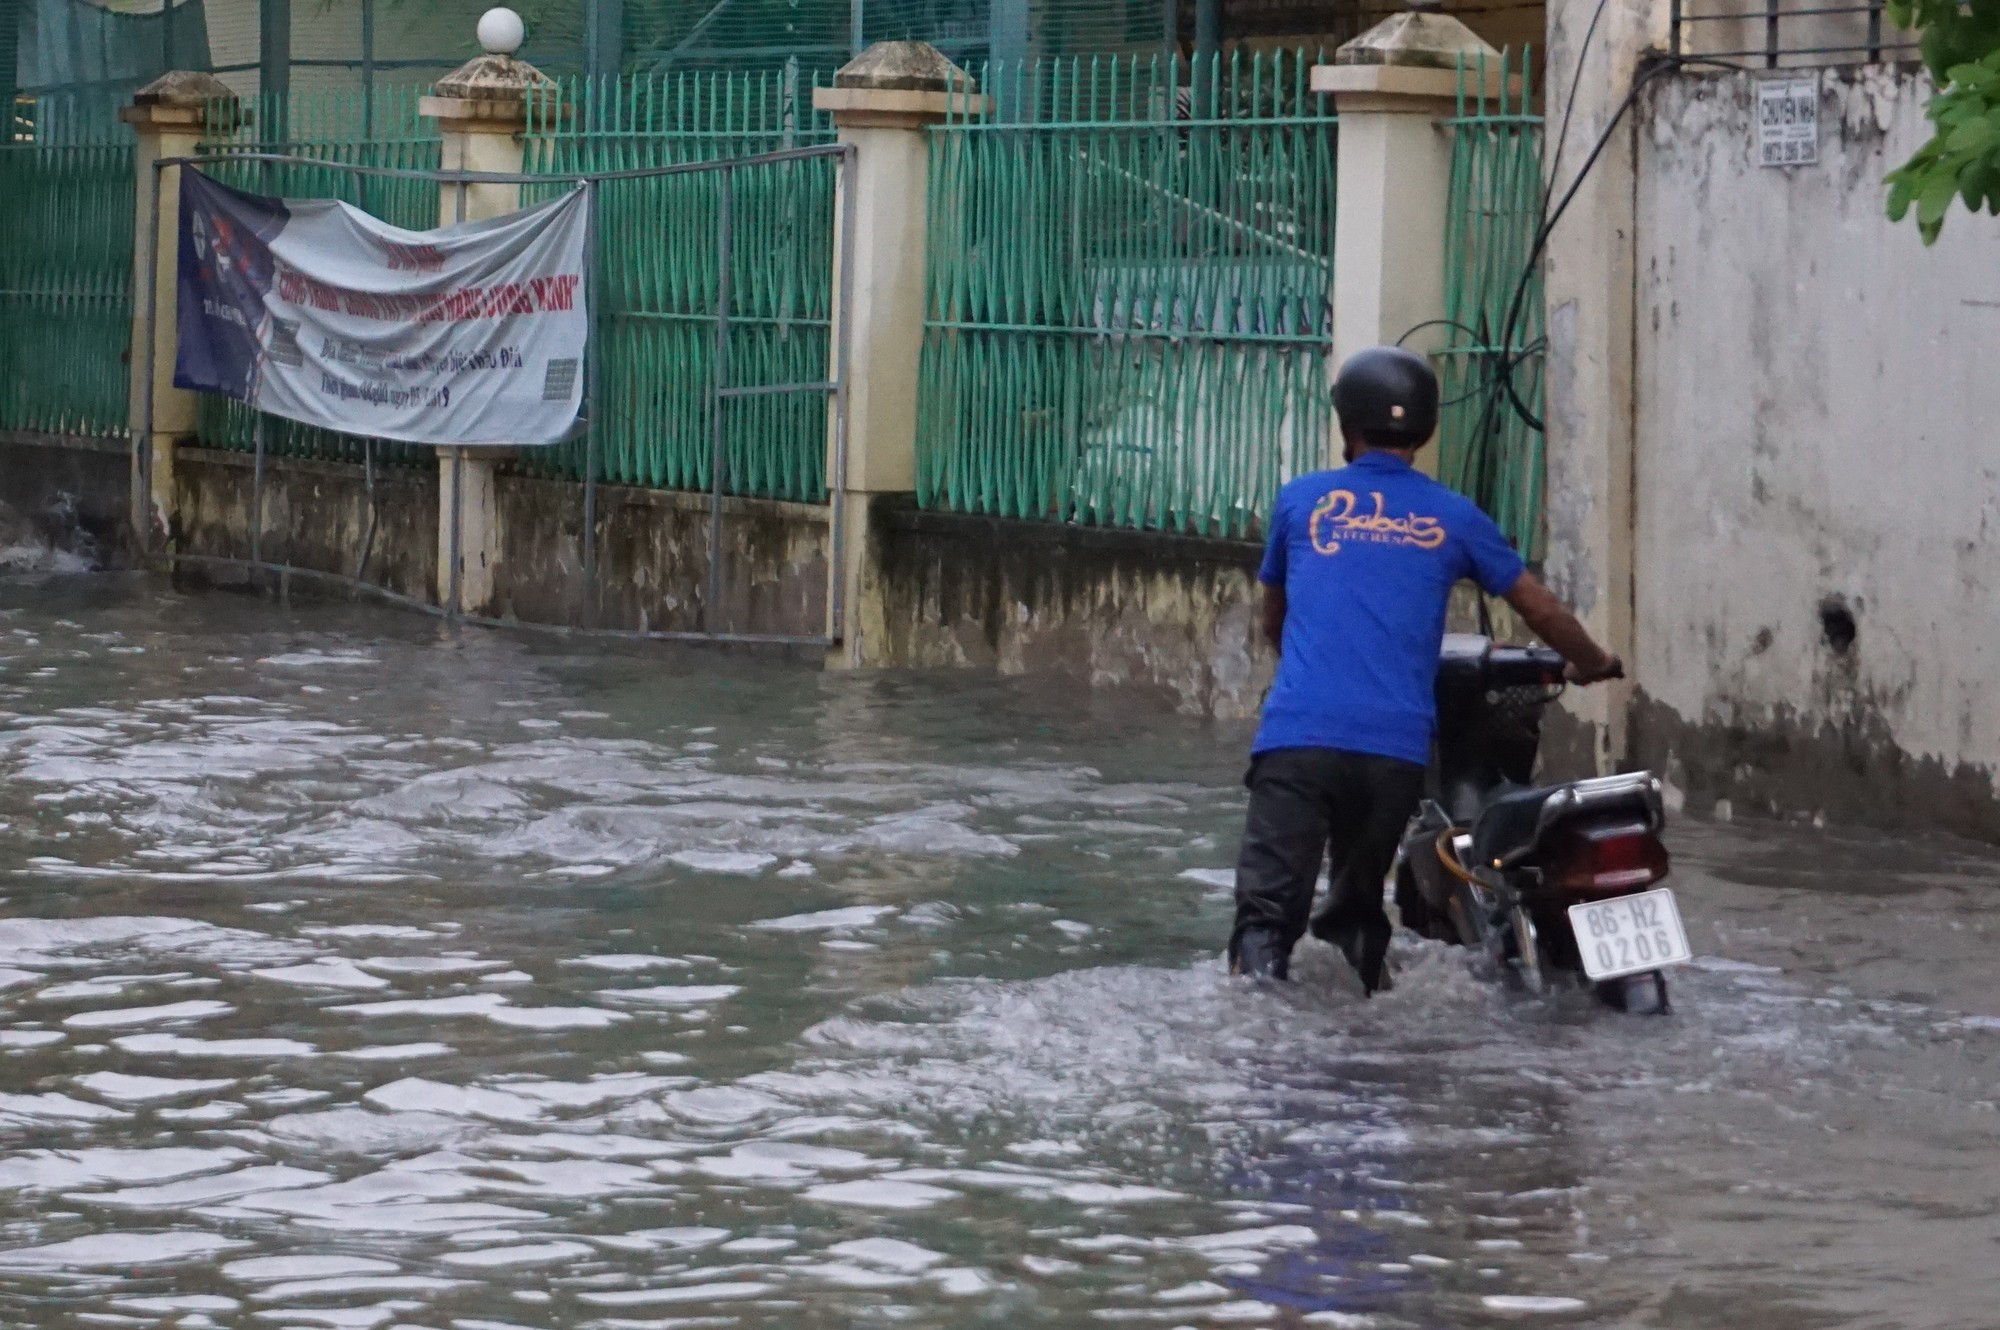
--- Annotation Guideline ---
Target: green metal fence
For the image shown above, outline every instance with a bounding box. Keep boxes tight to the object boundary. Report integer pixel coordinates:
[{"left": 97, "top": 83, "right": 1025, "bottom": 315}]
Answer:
[
  {"left": 192, "top": 84, "right": 443, "bottom": 467},
  {"left": 519, "top": 69, "right": 839, "bottom": 500},
  {"left": 1436, "top": 50, "right": 1546, "bottom": 558},
  {"left": 0, "top": 96, "right": 134, "bottom": 439},
  {"left": 916, "top": 50, "right": 1336, "bottom": 541}
]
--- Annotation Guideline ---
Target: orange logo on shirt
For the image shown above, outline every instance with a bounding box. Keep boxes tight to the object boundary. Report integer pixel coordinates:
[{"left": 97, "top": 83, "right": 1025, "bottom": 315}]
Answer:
[{"left": 1309, "top": 489, "right": 1447, "bottom": 554}]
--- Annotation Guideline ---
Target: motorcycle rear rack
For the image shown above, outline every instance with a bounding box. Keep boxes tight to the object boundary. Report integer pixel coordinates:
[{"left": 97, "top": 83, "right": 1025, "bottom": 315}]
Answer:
[{"left": 1494, "top": 771, "right": 1666, "bottom": 869}]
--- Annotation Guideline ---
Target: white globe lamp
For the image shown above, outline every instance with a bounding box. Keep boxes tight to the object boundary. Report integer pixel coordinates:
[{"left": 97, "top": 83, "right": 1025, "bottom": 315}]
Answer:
[{"left": 477, "top": 7, "right": 526, "bottom": 56}]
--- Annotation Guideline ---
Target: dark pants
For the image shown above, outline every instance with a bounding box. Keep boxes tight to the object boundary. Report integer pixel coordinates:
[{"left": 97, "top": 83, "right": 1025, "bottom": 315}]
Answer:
[{"left": 1230, "top": 747, "right": 1426, "bottom": 981}]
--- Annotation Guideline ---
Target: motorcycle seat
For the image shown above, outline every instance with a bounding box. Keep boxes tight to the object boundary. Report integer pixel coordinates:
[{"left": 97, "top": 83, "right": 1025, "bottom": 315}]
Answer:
[{"left": 1470, "top": 785, "right": 1561, "bottom": 869}]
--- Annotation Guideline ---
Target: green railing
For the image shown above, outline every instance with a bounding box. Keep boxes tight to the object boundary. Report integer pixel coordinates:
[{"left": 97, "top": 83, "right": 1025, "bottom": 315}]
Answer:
[
  {"left": 1437, "top": 49, "right": 1546, "bottom": 558},
  {"left": 519, "top": 68, "right": 838, "bottom": 501},
  {"left": 916, "top": 50, "right": 1336, "bottom": 541},
  {"left": 192, "top": 84, "right": 442, "bottom": 467},
  {"left": 0, "top": 96, "right": 134, "bottom": 439}
]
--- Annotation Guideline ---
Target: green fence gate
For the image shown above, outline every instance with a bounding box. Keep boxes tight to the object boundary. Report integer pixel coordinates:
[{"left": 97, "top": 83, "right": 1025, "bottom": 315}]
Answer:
[
  {"left": 0, "top": 95, "right": 135, "bottom": 440},
  {"left": 916, "top": 50, "right": 1337, "bottom": 541},
  {"left": 521, "top": 68, "right": 839, "bottom": 502},
  {"left": 1435, "top": 49, "right": 1546, "bottom": 559}
]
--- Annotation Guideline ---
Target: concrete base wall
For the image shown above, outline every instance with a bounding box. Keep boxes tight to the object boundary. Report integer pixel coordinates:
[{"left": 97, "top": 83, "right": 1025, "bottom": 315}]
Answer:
[
  {"left": 872, "top": 503, "right": 1276, "bottom": 719},
  {"left": 174, "top": 448, "right": 440, "bottom": 603},
  {"left": 0, "top": 433, "right": 136, "bottom": 568},
  {"left": 492, "top": 474, "right": 829, "bottom": 638},
  {"left": 1630, "top": 66, "right": 2000, "bottom": 841}
]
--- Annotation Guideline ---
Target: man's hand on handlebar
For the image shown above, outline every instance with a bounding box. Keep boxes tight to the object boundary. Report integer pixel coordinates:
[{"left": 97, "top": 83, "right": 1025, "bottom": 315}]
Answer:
[
  {"left": 1564, "top": 654, "right": 1625, "bottom": 686},
  {"left": 1502, "top": 574, "right": 1626, "bottom": 690}
]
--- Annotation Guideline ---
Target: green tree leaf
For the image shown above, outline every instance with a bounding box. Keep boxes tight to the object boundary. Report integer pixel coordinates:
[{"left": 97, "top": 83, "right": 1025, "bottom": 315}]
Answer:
[{"left": 1917, "top": 172, "right": 1961, "bottom": 227}]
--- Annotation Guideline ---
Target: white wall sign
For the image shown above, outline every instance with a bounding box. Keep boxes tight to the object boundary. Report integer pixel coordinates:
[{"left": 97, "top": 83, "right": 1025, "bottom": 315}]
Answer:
[{"left": 1757, "top": 77, "right": 1820, "bottom": 168}]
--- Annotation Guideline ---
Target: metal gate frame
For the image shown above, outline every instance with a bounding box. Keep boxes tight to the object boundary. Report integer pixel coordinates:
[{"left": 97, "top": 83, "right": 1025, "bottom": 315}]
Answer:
[{"left": 136, "top": 143, "right": 856, "bottom": 648}]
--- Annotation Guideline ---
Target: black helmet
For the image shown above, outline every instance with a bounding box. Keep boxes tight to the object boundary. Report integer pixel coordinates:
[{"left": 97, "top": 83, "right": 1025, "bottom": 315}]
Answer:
[{"left": 1333, "top": 346, "right": 1439, "bottom": 447}]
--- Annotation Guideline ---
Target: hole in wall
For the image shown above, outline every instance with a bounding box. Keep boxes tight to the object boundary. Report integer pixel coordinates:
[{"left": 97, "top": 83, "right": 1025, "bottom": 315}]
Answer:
[{"left": 1819, "top": 598, "right": 1857, "bottom": 654}]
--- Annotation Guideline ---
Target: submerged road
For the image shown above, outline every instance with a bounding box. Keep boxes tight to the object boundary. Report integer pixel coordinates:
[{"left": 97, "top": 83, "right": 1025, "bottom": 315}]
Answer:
[{"left": 1, "top": 572, "right": 1997, "bottom": 1329}]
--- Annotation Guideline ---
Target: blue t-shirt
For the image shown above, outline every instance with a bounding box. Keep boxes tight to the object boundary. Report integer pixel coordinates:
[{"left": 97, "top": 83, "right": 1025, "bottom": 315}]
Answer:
[{"left": 1253, "top": 452, "right": 1526, "bottom": 764}]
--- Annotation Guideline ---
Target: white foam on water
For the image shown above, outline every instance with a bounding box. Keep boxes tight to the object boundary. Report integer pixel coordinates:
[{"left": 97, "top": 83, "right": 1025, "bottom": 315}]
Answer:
[
  {"left": 0, "top": 1231, "right": 248, "bottom": 1271},
  {"left": 223, "top": 1255, "right": 402, "bottom": 1283},
  {"left": 660, "top": 1085, "right": 786, "bottom": 1128},
  {"left": 601, "top": 985, "right": 744, "bottom": 1007},
  {"left": 113, "top": 1295, "right": 241, "bottom": 1313},
  {"left": 579, "top": 1281, "right": 780, "bottom": 1308},
  {"left": 794, "top": 1260, "right": 919, "bottom": 1290},
  {"left": 63, "top": 999, "right": 234, "bottom": 1029},
  {"left": 440, "top": 1241, "right": 595, "bottom": 1268},
  {"left": 689, "top": 1142, "right": 882, "bottom": 1183},
  {"left": 1481, "top": 1296, "right": 1589, "bottom": 1314},
  {"left": 0, "top": 1030, "right": 64, "bottom": 1048},
  {"left": 264, "top": 1106, "right": 474, "bottom": 1154},
  {"left": 0, "top": 1092, "right": 127, "bottom": 1123},
  {"left": 591, "top": 1225, "right": 730, "bottom": 1253},
  {"left": 668, "top": 850, "right": 778, "bottom": 874},
  {"left": 331, "top": 993, "right": 626, "bottom": 1030},
  {"left": 750, "top": 906, "right": 897, "bottom": 933},
  {"left": 932, "top": 1268, "right": 997, "bottom": 1297},
  {"left": 114, "top": 1033, "right": 318, "bottom": 1058},
  {"left": 496, "top": 1131, "right": 691, "bottom": 1161},
  {"left": 0, "top": 1147, "right": 250, "bottom": 1192},
  {"left": 354, "top": 956, "right": 508, "bottom": 975},
  {"left": 364, "top": 1078, "right": 550, "bottom": 1124},
  {"left": 0, "top": 916, "right": 310, "bottom": 968},
  {"left": 249, "top": 1273, "right": 470, "bottom": 1301},
  {"left": 78, "top": 1164, "right": 331, "bottom": 1210},
  {"left": 496, "top": 1075, "right": 678, "bottom": 1110},
  {"left": 301, "top": 924, "right": 453, "bottom": 941},
  {"left": 0, "top": 967, "right": 37, "bottom": 989},
  {"left": 253, "top": 959, "right": 391, "bottom": 991},
  {"left": 72, "top": 1072, "right": 236, "bottom": 1103},
  {"left": 566, "top": 955, "right": 694, "bottom": 971},
  {"left": 258, "top": 651, "right": 380, "bottom": 668},
  {"left": 159, "top": 1102, "right": 245, "bottom": 1123},
  {"left": 804, "top": 1178, "right": 958, "bottom": 1210},
  {"left": 1178, "top": 1226, "right": 1320, "bottom": 1256},
  {"left": 330, "top": 1042, "right": 456, "bottom": 1061},
  {"left": 827, "top": 1238, "right": 946, "bottom": 1273}
]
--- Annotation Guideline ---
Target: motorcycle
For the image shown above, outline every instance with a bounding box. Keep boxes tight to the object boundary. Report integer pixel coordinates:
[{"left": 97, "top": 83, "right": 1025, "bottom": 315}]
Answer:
[{"left": 1393, "top": 634, "right": 1690, "bottom": 1013}]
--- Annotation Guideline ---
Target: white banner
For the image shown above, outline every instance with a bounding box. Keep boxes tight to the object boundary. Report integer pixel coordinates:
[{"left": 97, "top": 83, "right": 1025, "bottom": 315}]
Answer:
[{"left": 175, "top": 170, "right": 590, "bottom": 447}]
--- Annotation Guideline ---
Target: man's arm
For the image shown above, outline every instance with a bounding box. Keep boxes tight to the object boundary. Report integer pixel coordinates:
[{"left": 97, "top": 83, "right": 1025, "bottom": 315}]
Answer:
[
  {"left": 1260, "top": 583, "right": 1286, "bottom": 655},
  {"left": 1502, "top": 572, "right": 1623, "bottom": 684}
]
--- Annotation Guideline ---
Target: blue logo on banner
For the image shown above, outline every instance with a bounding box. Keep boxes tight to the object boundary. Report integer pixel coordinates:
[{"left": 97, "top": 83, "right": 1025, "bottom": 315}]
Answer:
[{"left": 173, "top": 171, "right": 290, "bottom": 403}]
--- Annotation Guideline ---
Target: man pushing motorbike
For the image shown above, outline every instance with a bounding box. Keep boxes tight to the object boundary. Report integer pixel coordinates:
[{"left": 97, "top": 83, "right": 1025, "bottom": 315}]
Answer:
[{"left": 1230, "top": 346, "right": 1624, "bottom": 990}]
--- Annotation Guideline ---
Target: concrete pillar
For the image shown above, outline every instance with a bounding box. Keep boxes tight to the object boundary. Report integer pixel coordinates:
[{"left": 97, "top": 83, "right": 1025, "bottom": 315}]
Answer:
[
  {"left": 419, "top": 45, "right": 551, "bottom": 613},
  {"left": 1539, "top": 0, "right": 1669, "bottom": 775},
  {"left": 813, "top": 42, "right": 983, "bottom": 668},
  {"left": 120, "top": 72, "right": 241, "bottom": 548},
  {"left": 1316, "top": 11, "right": 1502, "bottom": 472}
]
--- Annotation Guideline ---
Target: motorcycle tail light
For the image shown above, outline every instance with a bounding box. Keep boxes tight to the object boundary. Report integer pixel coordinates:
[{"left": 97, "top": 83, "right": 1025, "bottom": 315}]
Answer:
[{"left": 1545, "top": 820, "right": 1669, "bottom": 897}]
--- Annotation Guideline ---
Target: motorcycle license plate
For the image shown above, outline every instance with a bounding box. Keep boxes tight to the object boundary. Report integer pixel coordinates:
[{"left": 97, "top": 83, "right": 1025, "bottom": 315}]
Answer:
[{"left": 1567, "top": 888, "right": 1692, "bottom": 980}]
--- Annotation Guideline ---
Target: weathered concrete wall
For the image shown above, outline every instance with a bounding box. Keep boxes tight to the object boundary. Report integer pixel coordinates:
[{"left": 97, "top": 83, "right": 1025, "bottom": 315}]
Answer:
[
  {"left": 174, "top": 448, "right": 440, "bottom": 603},
  {"left": 492, "top": 474, "right": 829, "bottom": 638},
  {"left": 170, "top": 451, "right": 829, "bottom": 638},
  {"left": 0, "top": 434, "right": 136, "bottom": 568},
  {"left": 872, "top": 504, "right": 1276, "bottom": 718},
  {"left": 1631, "top": 67, "right": 2000, "bottom": 840}
]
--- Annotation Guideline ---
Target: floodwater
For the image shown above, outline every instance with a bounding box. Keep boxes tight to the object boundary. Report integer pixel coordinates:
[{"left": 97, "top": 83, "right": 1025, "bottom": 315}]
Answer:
[{"left": 2, "top": 570, "right": 1999, "bottom": 1330}]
